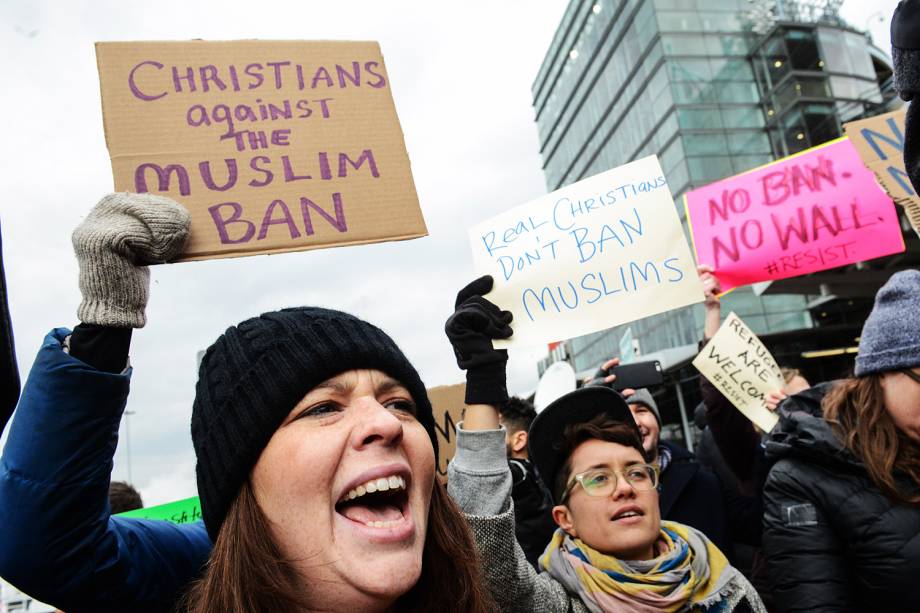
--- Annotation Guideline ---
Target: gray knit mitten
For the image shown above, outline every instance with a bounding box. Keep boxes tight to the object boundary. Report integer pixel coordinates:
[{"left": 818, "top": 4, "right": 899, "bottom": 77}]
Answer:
[{"left": 72, "top": 193, "right": 191, "bottom": 328}]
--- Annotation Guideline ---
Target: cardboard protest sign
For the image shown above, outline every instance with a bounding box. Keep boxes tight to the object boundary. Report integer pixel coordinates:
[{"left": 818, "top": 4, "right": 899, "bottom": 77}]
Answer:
[
  {"left": 96, "top": 41, "right": 427, "bottom": 261},
  {"left": 469, "top": 156, "right": 704, "bottom": 348},
  {"left": 116, "top": 496, "right": 202, "bottom": 524},
  {"left": 692, "top": 312, "right": 781, "bottom": 432},
  {"left": 844, "top": 109, "right": 920, "bottom": 238},
  {"left": 685, "top": 138, "right": 905, "bottom": 293},
  {"left": 427, "top": 382, "right": 466, "bottom": 481}
]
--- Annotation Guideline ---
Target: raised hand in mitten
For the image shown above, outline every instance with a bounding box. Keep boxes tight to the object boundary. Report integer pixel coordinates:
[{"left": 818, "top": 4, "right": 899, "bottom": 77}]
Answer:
[
  {"left": 444, "top": 275, "right": 513, "bottom": 405},
  {"left": 72, "top": 193, "right": 190, "bottom": 328}
]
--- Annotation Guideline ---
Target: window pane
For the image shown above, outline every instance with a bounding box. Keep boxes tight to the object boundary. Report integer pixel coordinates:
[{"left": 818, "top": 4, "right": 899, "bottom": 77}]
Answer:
[
  {"left": 653, "top": 0, "right": 696, "bottom": 9},
  {"left": 717, "top": 81, "right": 759, "bottom": 103},
  {"left": 699, "top": 11, "right": 742, "bottom": 31},
  {"left": 710, "top": 58, "right": 754, "bottom": 81},
  {"left": 661, "top": 34, "right": 707, "bottom": 55},
  {"left": 785, "top": 28, "right": 822, "bottom": 71},
  {"left": 727, "top": 131, "right": 771, "bottom": 154},
  {"left": 667, "top": 159, "right": 690, "bottom": 193},
  {"left": 678, "top": 107, "right": 724, "bottom": 129},
  {"left": 688, "top": 155, "right": 734, "bottom": 183},
  {"left": 844, "top": 32, "right": 875, "bottom": 80},
  {"left": 829, "top": 75, "right": 881, "bottom": 101},
  {"left": 732, "top": 154, "right": 772, "bottom": 173},
  {"left": 707, "top": 34, "right": 750, "bottom": 56},
  {"left": 669, "top": 58, "right": 713, "bottom": 82},
  {"left": 672, "top": 81, "right": 718, "bottom": 103},
  {"left": 660, "top": 137, "right": 685, "bottom": 173},
  {"left": 684, "top": 132, "right": 729, "bottom": 155},
  {"left": 657, "top": 10, "right": 702, "bottom": 31},
  {"left": 722, "top": 106, "right": 766, "bottom": 128}
]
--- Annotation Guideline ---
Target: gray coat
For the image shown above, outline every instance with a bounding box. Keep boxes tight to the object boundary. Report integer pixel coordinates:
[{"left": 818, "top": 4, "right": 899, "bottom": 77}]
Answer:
[{"left": 448, "top": 425, "right": 766, "bottom": 613}]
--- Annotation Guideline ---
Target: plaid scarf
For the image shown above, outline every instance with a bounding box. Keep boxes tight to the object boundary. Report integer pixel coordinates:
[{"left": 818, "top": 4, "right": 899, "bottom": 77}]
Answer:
[{"left": 540, "top": 521, "right": 742, "bottom": 613}]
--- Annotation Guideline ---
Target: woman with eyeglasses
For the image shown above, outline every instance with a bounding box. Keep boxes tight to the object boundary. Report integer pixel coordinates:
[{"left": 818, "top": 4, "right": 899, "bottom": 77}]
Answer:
[
  {"left": 444, "top": 276, "right": 765, "bottom": 612},
  {"left": 762, "top": 269, "right": 920, "bottom": 613}
]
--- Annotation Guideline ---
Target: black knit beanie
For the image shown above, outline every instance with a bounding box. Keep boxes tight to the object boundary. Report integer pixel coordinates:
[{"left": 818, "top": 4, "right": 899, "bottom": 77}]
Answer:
[
  {"left": 892, "top": 0, "right": 920, "bottom": 101},
  {"left": 191, "top": 307, "right": 437, "bottom": 541}
]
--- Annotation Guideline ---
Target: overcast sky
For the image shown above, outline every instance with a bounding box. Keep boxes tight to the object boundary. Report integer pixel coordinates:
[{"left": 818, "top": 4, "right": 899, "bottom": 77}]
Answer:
[{"left": 0, "top": 0, "right": 901, "bottom": 506}]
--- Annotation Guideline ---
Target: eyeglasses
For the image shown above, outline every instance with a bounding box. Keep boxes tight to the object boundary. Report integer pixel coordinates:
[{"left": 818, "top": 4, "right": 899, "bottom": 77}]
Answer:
[
  {"left": 561, "top": 464, "right": 660, "bottom": 503},
  {"left": 903, "top": 369, "right": 920, "bottom": 385}
]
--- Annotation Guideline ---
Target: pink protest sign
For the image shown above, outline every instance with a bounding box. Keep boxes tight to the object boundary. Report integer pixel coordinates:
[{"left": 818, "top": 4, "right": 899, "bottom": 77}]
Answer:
[{"left": 685, "top": 137, "right": 904, "bottom": 292}]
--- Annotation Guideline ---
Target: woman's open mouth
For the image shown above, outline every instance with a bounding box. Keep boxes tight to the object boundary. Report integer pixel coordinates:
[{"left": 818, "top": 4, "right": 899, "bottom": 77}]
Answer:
[
  {"left": 335, "top": 473, "right": 413, "bottom": 538},
  {"left": 611, "top": 505, "right": 645, "bottom": 525}
]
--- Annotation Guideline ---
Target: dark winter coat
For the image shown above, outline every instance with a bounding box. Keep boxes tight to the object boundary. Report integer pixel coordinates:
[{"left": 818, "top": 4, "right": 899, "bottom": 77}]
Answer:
[
  {"left": 508, "top": 457, "right": 556, "bottom": 567},
  {"left": 658, "top": 440, "right": 733, "bottom": 556},
  {"left": 0, "top": 329, "right": 211, "bottom": 612},
  {"left": 763, "top": 383, "right": 920, "bottom": 613}
]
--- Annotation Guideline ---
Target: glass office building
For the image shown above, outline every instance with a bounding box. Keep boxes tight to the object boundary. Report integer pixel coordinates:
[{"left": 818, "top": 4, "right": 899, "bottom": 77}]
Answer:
[{"left": 532, "top": 0, "right": 909, "bottom": 444}]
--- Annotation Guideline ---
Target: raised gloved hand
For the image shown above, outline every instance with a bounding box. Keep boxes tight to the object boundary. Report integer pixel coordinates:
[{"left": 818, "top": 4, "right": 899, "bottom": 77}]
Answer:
[
  {"left": 444, "top": 275, "right": 513, "bottom": 405},
  {"left": 72, "top": 193, "right": 191, "bottom": 328}
]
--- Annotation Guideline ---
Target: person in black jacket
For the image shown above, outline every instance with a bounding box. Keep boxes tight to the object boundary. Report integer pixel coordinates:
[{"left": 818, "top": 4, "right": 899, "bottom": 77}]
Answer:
[
  {"left": 762, "top": 269, "right": 920, "bottom": 613},
  {"left": 497, "top": 397, "right": 557, "bottom": 568}
]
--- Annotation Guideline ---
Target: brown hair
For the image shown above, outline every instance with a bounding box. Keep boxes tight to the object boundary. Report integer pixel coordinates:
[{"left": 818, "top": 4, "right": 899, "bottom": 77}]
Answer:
[
  {"left": 552, "top": 416, "right": 649, "bottom": 503},
  {"left": 822, "top": 376, "right": 920, "bottom": 505},
  {"left": 109, "top": 481, "right": 143, "bottom": 514},
  {"left": 181, "top": 477, "right": 493, "bottom": 612}
]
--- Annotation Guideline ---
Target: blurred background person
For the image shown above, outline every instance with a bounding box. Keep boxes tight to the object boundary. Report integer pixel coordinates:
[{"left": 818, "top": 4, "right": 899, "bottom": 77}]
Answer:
[
  {"left": 497, "top": 396, "right": 556, "bottom": 568},
  {"left": 108, "top": 481, "right": 143, "bottom": 514}
]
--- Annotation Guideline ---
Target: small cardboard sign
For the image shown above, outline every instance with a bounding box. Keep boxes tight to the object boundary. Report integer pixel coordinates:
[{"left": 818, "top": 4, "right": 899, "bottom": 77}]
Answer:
[
  {"left": 116, "top": 496, "right": 202, "bottom": 524},
  {"left": 684, "top": 138, "right": 905, "bottom": 293},
  {"left": 469, "top": 156, "right": 704, "bottom": 348},
  {"left": 96, "top": 40, "right": 427, "bottom": 261},
  {"left": 692, "top": 312, "right": 781, "bottom": 432},
  {"left": 844, "top": 108, "right": 920, "bottom": 238},
  {"left": 425, "top": 383, "right": 467, "bottom": 482}
]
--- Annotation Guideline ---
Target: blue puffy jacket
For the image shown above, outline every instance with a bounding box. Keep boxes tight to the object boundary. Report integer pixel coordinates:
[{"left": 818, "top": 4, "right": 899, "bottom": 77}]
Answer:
[{"left": 0, "top": 329, "right": 211, "bottom": 612}]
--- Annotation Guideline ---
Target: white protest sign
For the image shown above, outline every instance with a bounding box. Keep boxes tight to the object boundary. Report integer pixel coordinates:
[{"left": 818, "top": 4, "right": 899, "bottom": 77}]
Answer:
[
  {"left": 692, "top": 312, "right": 782, "bottom": 432},
  {"left": 469, "top": 156, "right": 704, "bottom": 348}
]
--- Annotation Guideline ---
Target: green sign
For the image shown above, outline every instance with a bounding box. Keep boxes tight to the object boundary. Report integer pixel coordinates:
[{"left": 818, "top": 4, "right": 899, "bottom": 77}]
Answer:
[{"left": 116, "top": 496, "right": 202, "bottom": 525}]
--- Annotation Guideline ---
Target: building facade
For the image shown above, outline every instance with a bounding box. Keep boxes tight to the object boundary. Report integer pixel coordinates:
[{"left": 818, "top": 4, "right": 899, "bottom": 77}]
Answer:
[{"left": 532, "top": 0, "right": 912, "bottom": 446}]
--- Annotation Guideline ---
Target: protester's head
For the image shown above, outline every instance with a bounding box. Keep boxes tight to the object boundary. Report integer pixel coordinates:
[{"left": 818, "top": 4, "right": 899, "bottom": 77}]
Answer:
[
  {"left": 108, "top": 481, "right": 143, "bottom": 514},
  {"left": 625, "top": 388, "right": 661, "bottom": 460},
  {"left": 530, "top": 387, "right": 661, "bottom": 560},
  {"left": 498, "top": 396, "right": 536, "bottom": 459},
  {"left": 780, "top": 367, "right": 810, "bottom": 395},
  {"left": 824, "top": 270, "right": 920, "bottom": 505},
  {"left": 185, "top": 307, "right": 490, "bottom": 612}
]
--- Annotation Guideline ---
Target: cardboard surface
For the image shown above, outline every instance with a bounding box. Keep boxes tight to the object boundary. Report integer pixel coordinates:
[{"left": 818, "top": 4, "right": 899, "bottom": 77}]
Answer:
[
  {"left": 96, "top": 41, "right": 427, "bottom": 261},
  {"left": 692, "top": 312, "right": 781, "bottom": 432},
  {"left": 685, "top": 138, "right": 905, "bottom": 292},
  {"left": 427, "top": 382, "right": 467, "bottom": 482},
  {"left": 116, "top": 496, "right": 202, "bottom": 524},
  {"left": 844, "top": 108, "right": 920, "bottom": 238},
  {"left": 469, "top": 156, "right": 704, "bottom": 349}
]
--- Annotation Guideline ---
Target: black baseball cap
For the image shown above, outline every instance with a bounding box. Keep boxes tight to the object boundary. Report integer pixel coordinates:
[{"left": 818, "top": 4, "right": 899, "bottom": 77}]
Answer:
[{"left": 528, "top": 386, "right": 637, "bottom": 502}]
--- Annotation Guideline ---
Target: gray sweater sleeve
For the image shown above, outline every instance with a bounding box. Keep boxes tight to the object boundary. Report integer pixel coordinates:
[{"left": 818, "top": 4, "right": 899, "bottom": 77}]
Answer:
[
  {"left": 447, "top": 424, "right": 512, "bottom": 515},
  {"left": 447, "top": 424, "right": 580, "bottom": 613}
]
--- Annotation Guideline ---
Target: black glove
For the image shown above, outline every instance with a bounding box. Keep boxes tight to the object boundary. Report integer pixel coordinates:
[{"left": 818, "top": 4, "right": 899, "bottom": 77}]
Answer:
[
  {"left": 445, "top": 275, "right": 513, "bottom": 405},
  {"left": 586, "top": 365, "right": 612, "bottom": 388}
]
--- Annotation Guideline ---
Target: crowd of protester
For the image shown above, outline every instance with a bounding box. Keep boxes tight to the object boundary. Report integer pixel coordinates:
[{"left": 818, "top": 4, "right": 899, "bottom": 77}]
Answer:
[{"left": 0, "top": 3, "right": 919, "bottom": 612}]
